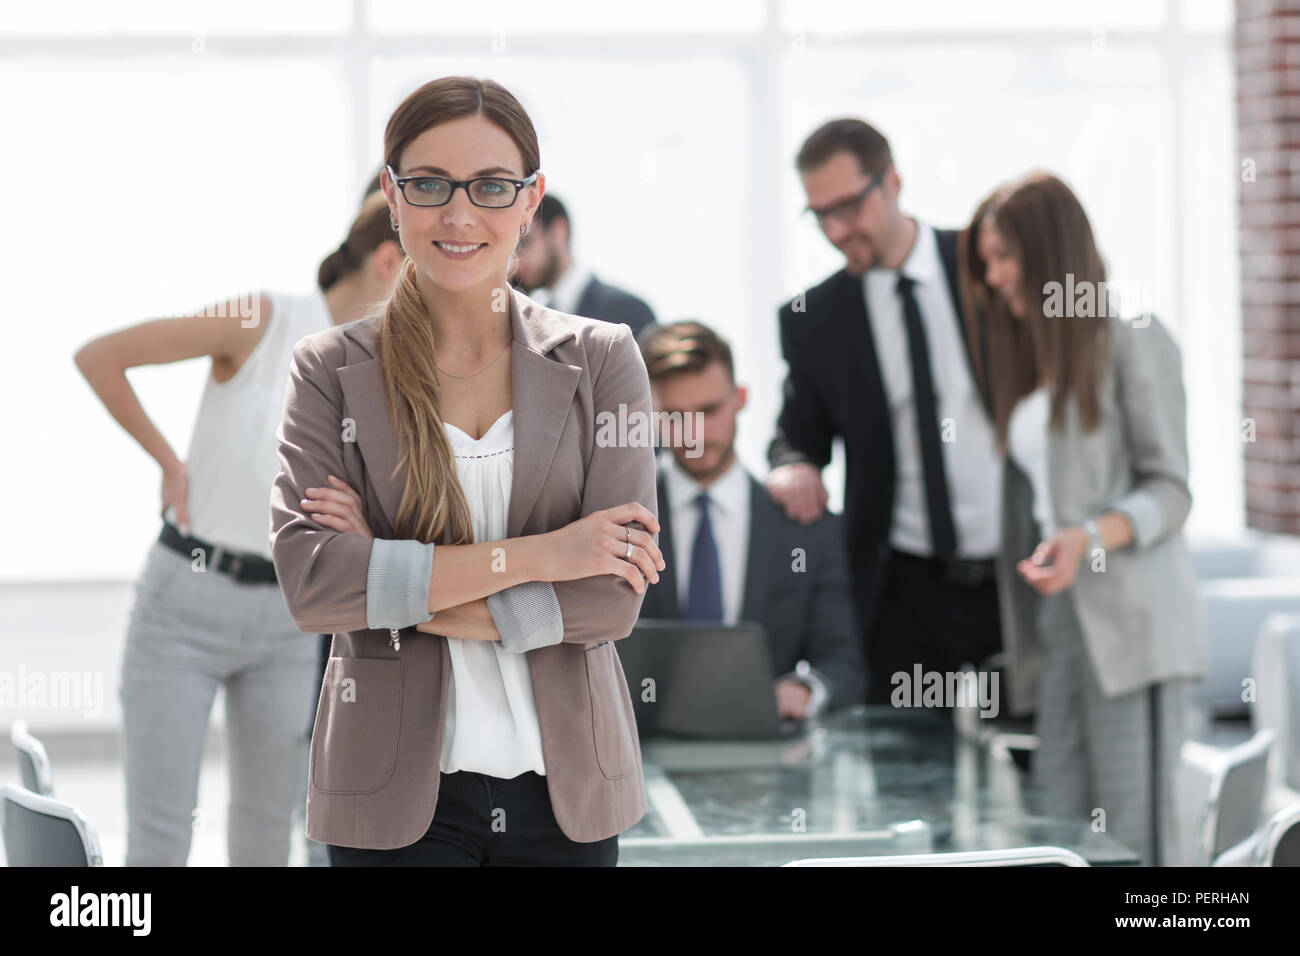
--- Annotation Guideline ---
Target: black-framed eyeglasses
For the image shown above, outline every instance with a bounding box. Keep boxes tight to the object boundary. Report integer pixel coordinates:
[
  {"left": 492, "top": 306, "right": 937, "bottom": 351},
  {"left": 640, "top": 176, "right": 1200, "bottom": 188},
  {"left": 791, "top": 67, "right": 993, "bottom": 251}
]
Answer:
[
  {"left": 805, "top": 171, "right": 886, "bottom": 227},
  {"left": 386, "top": 164, "right": 540, "bottom": 208}
]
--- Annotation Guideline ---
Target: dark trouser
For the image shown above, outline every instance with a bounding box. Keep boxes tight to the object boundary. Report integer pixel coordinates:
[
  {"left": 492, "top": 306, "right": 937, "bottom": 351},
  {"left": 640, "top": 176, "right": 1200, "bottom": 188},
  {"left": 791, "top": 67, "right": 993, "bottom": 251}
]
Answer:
[
  {"left": 326, "top": 770, "right": 619, "bottom": 866},
  {"left": 863, "top": 549, "right": 1003, "bottom": 711}
]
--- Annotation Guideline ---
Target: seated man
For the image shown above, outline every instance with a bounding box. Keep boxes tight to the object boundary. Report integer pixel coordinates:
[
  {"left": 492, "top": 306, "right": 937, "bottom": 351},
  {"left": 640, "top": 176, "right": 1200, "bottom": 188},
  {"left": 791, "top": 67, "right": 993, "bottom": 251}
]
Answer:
[{"left": 638, "top": 321, "right": 865, "bottom": 719}]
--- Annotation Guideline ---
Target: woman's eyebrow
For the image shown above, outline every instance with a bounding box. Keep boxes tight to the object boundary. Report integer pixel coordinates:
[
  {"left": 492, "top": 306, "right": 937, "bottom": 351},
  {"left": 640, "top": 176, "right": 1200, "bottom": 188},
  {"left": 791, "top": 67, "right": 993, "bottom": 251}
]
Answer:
[{"left": 406, "top": 165, "right": 517, "bottom": 177}]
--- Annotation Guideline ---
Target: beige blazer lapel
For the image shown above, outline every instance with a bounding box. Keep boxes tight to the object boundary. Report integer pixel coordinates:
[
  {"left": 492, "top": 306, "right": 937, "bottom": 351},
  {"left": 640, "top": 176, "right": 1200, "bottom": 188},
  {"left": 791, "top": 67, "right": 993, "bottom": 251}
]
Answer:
[{"left": 336, "top": 287, "right": 581, "bottom": 541}]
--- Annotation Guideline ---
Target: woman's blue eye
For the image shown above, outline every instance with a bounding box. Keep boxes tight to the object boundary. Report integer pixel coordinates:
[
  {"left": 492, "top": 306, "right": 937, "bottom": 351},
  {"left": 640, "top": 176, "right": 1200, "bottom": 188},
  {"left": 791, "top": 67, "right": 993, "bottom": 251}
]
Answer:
[
  {"left": 414, "top": 179, "right": 442, "bottom": 193},
  {"left": 480, "top": 181, "right": 507, "bottom": 193}
]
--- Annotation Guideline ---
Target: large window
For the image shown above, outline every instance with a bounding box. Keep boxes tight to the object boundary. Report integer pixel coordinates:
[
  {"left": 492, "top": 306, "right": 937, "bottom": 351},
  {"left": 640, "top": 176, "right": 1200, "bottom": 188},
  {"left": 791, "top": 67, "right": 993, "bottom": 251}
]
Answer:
[{"left": 2, "top": 0, "right": 1237, "bottom": 581}]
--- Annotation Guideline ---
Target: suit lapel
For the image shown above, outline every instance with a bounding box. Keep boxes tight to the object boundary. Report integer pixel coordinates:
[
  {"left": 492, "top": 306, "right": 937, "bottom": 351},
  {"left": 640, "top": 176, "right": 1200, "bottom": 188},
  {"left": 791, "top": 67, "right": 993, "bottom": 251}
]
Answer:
[
  {"left": 336, "top": 357, "right": 403, "bottom": 536},
  {"left": 834, "top": 269, "right": 890, "bottom": 436},
  {"left": 336, "top": 287, "right": 578, "bottom": 541},
  {"left": 652, "top": 474, "right": 680, "bottom": 617},
  {"left": 933, "top": 227, "right": 994, "bottom": 417},
  {"left": 740, "top": 475, "right": 772, "bottom": 623}
]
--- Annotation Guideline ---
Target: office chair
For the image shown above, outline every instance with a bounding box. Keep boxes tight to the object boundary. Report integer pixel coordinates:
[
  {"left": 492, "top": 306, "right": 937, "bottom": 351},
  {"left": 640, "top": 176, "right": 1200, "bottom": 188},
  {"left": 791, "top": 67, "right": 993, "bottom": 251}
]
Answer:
[
  {"left": 1252, "top": 613, "right": 1300, "bottom": 796},
  {"left": 954, "top": 653, "right": 1038, "bottom": 775},
  {"left": 1181, "top": 728, "right": 1274, "bottom": 866},
  {"left": 1254, "top": 801, "right": 1300, "bottom": 866},
  {"left": 9, "top": 719, "right": 54, "bottom": 796},
  {"left": 782, "top": 846, "right": 1090, "bottom": 866},
  {"left": 1, "top": 784, "right": 103, "bottom": 866}
]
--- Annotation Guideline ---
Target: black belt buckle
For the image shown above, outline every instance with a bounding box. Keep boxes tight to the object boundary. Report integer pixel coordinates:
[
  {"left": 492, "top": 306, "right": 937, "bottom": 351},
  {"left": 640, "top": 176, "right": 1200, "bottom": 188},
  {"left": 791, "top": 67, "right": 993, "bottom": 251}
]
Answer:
[
  {"left": 159, "top": 518, "right": 275, "bottom": 584},
  {"left": 209, "top": 541, "right": 265, "bottom": 583},
  {"left": 942, "top": 557, "right": 992, "bottom": 587}
]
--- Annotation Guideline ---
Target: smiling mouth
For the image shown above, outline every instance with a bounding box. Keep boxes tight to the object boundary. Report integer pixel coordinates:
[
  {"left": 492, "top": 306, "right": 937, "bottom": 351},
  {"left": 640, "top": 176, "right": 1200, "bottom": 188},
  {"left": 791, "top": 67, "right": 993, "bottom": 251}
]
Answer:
[{"left": 435, "top": 241, "right": 487, "bottom": 256}]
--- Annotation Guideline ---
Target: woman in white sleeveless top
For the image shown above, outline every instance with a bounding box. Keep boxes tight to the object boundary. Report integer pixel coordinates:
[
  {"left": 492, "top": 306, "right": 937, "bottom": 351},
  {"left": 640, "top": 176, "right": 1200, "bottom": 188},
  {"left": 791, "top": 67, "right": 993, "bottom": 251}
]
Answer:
[{"left": 75, "top": 193, "right": 403, "bottom": 865}]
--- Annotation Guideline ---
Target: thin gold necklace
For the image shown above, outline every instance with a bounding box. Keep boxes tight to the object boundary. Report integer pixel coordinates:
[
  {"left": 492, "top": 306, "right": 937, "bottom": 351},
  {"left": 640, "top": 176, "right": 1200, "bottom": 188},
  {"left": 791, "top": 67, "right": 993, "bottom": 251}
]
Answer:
[{"left": 435, "top": 335, "right": 513, "bottom": 379}]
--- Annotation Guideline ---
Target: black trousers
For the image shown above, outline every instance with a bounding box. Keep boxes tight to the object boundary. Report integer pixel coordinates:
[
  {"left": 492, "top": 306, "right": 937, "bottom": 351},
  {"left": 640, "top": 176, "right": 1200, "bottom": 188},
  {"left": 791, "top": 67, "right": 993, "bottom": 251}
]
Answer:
[
  {"left": 863, "top": 549, "right": 1004, "bottom": 710},
  {"left": 326, "top": 770, "right": 619, "bottom": 866}
]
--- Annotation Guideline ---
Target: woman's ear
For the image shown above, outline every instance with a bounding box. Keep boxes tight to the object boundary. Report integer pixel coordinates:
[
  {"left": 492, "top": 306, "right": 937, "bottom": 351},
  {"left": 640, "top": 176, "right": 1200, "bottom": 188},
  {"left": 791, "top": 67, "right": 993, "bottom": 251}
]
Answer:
[{"left": 526, "top": 171, "right": 547, "bottom": 223}]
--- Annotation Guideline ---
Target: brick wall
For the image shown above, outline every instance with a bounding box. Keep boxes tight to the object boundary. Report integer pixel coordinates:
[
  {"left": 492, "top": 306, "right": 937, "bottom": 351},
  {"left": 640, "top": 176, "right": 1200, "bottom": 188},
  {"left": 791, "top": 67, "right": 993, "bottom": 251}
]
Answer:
[{"left": 1238, "top": 0, "right": 1300, "bottom": 534}]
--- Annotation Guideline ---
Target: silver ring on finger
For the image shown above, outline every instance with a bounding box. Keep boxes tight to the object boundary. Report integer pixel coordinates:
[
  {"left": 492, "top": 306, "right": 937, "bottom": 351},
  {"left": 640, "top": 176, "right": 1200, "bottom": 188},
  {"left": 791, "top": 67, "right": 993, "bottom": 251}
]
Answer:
[{"left": 625, "top": 538, "right": 633, "bottom": 560}]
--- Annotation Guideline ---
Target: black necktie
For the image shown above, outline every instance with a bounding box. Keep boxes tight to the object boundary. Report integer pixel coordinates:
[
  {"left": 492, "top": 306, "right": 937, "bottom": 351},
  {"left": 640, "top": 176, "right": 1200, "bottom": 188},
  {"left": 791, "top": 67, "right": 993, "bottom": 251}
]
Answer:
[{"left": 896, "top": 274, "right": 958, "bottom": 559}]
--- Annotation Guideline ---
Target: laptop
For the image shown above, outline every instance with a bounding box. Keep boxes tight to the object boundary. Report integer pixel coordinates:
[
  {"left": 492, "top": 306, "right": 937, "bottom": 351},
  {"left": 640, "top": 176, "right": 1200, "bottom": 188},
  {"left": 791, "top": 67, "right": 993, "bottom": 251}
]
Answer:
[{"left": 615, "top": 619, "right": 803, "bottom": 739}]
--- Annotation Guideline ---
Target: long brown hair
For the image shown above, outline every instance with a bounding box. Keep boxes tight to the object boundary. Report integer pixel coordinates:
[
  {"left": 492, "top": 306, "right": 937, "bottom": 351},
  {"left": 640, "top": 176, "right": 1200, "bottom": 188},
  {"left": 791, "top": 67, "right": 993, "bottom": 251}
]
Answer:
[
  {"left": 376, "top": 77, "right": 540, "bottom": 545},
  {"left": 316, "top": 191, "right": 400, "bottom": 292},
  {"left": 958, "top": 171, "right": 1110, "bottom": 451}
]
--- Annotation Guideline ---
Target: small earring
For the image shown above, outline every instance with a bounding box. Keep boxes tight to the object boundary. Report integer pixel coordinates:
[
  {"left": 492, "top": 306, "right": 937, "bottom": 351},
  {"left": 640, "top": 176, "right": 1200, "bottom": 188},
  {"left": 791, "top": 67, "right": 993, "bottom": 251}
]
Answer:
[
  {"left": 519, "top": 223, "right": 528, "bottom": 236},
  {"left": 390, "top": 215, "right": 399, "bottom": 231}
]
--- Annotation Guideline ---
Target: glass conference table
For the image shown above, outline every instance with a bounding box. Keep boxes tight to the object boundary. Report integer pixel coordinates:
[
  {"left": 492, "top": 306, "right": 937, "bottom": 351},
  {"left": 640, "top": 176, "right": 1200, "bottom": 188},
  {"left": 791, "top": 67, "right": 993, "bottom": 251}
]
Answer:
[{"left": 617, "top": 705, "right": 1139, "bottom": 866}]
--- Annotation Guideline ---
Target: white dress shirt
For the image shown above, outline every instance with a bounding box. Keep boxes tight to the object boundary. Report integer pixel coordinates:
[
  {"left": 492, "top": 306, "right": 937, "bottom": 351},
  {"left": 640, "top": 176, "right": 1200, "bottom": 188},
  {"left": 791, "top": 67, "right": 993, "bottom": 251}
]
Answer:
[
  {"left": 862, "top": 220, "right": 1002, "bottom": 559},
  {"left": 660, "top": 453, "right": 830, "bottom": 716},
  {"left": 662, "top": 453, "right": 750, "bottom": 625},
  {"left": 533, "top": 261, "right": 592, "bottom": 315}
]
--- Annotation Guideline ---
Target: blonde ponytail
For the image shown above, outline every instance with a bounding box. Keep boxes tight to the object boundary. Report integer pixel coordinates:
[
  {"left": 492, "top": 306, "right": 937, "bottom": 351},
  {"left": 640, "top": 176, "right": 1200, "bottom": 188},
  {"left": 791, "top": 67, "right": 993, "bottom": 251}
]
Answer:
[{"left": 376, "top": 257, "right": 475, "bottom": 546}]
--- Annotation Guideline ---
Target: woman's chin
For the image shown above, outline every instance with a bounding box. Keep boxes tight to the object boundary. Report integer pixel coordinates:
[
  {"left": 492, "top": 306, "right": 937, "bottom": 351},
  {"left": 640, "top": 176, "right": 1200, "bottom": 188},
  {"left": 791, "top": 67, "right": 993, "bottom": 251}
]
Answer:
[{"left": 421, "top": 263, "right": 494, "bottom": 294}]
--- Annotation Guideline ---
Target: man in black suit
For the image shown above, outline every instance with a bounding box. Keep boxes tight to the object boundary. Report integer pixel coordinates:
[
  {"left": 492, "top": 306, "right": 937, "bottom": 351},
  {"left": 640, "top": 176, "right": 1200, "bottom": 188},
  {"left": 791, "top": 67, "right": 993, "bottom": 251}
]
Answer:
[
  {"left": 513, "top": 194, "right": 656, "bottom": 340},
  {"left": 766, "top": 118, "right": 1003, "bottom": 710},
  {"left": 638, "top": 321, "right": 864, "bottom": 719}
]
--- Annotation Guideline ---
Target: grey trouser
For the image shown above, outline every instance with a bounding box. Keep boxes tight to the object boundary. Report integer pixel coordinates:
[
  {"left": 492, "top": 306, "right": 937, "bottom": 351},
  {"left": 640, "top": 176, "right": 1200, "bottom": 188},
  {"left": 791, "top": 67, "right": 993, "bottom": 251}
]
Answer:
[
  {"left": 1032, "top": 589, "right": 1191, "bottom": 866},
  {"left": 119, "top": 538, "right": 319, "bottom": 866}
]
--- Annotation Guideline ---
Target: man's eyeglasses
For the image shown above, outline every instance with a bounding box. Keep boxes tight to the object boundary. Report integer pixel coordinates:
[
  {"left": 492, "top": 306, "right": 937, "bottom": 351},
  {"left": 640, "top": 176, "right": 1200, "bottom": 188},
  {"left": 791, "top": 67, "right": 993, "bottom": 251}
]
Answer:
[
  {"left": 805, "top": 171, "right": 886, "bottom": 228},
  {"left": 386, "top": 164, "right": 540, "bottom": 208}
]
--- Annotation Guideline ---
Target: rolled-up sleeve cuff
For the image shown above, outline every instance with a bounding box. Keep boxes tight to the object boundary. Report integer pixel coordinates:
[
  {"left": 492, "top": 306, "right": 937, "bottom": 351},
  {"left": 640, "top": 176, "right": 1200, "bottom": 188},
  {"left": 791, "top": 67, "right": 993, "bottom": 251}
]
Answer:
[
  {"left": 488, "top": 582, "right": 564, "bottom": 653},
  {"left": 771, "top": 450, "right": 816, "bottom": 469},
  {"left": 366, "top": 538, "right": 436, "bottom": 630},
  {"left": 1109, "top": 489, "right": 1162, "bottom": 550}
]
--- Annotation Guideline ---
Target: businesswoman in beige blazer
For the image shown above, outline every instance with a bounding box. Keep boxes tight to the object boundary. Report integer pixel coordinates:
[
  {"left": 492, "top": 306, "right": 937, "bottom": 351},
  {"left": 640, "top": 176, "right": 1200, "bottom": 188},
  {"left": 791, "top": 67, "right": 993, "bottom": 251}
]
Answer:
[
  {"left": 269, "top": 76, "right": 665, "bottom": 866},
  {"left": 959, "top": 172, "right": 1208, "bottom": 866}
]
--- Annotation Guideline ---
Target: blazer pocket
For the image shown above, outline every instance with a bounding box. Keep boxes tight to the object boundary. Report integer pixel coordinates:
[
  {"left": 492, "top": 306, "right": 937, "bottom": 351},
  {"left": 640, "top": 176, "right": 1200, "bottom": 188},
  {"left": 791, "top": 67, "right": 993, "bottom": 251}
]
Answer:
[
  {"left": 585, "top": 642, "right": 635, "bottom": 780},
  {"left": 311, "top": 656, "right": 403, "bottom": 795}
]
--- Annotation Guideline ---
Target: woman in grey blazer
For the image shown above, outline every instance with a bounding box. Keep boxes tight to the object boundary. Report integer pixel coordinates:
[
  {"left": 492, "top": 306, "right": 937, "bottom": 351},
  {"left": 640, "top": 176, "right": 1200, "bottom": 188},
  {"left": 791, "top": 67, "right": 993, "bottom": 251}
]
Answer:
[{"left": 959, "top": 171, "right": 1208, "bottom": 866}]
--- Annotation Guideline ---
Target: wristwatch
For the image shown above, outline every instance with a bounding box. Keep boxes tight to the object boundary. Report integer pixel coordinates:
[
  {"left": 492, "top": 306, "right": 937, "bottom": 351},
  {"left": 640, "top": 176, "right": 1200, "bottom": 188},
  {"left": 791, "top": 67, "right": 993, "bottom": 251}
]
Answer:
[{"left": 1082, "top": 518, "right": 1103, "bottom": 557}]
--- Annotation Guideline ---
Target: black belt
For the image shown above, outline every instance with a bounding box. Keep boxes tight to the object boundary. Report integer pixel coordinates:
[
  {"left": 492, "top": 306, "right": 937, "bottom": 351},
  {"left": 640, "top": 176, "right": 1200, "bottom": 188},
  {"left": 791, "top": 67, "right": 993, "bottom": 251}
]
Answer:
[
  {"left": 889, "top": 548, "right": 996, "bottom": 587},
  {"left": 158, "top": 520, "right": 279, "bottom": 584}
]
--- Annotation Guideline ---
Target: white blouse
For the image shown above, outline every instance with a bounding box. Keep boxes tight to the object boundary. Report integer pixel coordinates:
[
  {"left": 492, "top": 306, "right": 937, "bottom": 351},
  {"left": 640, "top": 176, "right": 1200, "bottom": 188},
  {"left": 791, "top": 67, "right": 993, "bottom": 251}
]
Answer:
[
  {"left": 438, "top": 409, "right": 548, "bottom": 777},
  {"left": 1007, "top": 387, "right": 1055, "bottom": 536}
]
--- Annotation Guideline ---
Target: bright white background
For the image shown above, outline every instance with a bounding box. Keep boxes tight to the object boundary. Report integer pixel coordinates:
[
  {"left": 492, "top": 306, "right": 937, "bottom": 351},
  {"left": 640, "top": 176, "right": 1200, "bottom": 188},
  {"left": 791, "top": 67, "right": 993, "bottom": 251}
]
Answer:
[{"left": 2, "top": 0, "right": 1239, "bottom": 587}]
